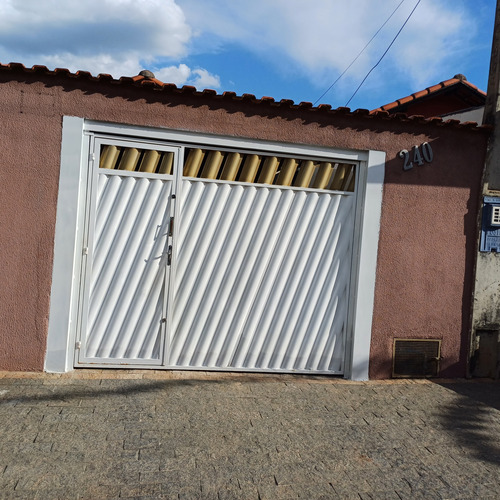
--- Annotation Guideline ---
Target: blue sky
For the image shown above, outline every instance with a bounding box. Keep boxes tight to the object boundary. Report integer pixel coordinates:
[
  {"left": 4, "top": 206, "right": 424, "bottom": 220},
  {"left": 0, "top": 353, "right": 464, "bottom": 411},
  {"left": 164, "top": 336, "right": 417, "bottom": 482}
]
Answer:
[{"left": 0, "top": 0, "right": 496, "bottom": 110}]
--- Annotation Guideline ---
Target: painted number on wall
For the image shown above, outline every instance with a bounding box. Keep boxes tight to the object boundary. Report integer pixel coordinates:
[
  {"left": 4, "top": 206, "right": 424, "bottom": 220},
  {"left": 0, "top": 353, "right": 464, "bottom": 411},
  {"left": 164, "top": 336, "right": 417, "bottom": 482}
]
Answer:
[{"left": 399, "top": 142, "right": 434, "bottom": 171}]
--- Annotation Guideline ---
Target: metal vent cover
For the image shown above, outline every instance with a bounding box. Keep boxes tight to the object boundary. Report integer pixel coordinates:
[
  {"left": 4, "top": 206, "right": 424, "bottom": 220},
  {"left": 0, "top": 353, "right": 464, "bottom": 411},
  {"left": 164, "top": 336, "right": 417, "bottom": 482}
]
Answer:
[
  {"left": 492, "top": 206, "right": 500, "bottom": 226},
  {"left": 392, "top": 339, "right": 441, "bottom": 378}
]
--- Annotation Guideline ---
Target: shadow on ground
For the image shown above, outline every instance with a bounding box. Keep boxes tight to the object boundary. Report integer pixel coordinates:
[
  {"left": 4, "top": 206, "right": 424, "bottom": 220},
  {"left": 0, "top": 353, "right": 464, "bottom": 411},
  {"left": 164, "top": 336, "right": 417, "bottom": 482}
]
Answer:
[
  {"left": 0, "top": 378, "right": 226, "bottom": 406},
  {"left": 436, "top": 380, "right": 500, "bottom": 466},
  {"left": 0, "top": 373, "right": 321, "bottom": 407}
]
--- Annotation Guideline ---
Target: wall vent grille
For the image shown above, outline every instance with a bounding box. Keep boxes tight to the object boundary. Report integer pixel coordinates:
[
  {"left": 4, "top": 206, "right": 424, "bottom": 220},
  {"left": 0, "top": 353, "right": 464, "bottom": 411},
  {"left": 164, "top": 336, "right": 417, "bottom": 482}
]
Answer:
[{"left": 392, "top": 339, "right": 441, "bottom": 378}]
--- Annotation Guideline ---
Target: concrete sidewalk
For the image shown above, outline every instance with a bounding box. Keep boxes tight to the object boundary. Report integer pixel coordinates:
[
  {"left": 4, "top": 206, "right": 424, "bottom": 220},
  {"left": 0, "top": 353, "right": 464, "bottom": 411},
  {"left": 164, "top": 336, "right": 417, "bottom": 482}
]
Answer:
[{"left": 1, "top": 371, "right": 499, "bottom": 499}]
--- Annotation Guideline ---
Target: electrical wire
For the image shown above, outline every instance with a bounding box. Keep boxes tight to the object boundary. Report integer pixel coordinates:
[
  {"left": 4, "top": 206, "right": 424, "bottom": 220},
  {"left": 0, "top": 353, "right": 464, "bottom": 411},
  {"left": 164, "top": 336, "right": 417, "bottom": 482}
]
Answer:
[
  {"left": 345, "top": 0, "right": 422, "bottom": 107},
  {"left": 313, "top": 0, "right": 406, "bottom": 107}
]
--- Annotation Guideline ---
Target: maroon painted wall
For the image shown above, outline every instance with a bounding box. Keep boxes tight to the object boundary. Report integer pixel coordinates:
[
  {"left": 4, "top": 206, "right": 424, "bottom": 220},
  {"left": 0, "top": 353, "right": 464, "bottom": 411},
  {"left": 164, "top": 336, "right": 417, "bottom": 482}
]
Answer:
[
  {"left": 370, "top": 131, "right": 485, "bottom": 378},
  {"left": 0, "top": 71, "right": 489, "bottom": 376}
]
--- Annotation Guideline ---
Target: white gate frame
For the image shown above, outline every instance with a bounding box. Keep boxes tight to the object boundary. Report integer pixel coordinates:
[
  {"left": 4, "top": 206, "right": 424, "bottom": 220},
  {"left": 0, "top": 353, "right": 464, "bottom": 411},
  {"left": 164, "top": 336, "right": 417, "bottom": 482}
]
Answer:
[{"left": 45, "top": 116, "right": 385, "bottom": 380}]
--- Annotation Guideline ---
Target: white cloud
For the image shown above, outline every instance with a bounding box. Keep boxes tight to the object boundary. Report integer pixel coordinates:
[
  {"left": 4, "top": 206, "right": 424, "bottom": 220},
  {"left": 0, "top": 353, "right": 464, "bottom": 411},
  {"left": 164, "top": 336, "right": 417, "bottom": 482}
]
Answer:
[
  {"left": 178, "top": 0, "right": 471, "bottom": 89},
  {"left": 190, "top": 68, "right": 221, "bottom": 89},
  {"left": 388, "top": 2, "right": 473, "bottom": 87},
  {"left": 155, "top": 64, "right": 221, "bottom": 89},
  {"left": 0, "top": 0, "right": 191, "bottom": 58},
  {"left": 155, "top": 63, "right": 192, "bottom": 84},
  {"left": 36, "top": 52, "right": 143, "bottom": 79},
  {"left": 0, "top": 0, "right": 220, "bottom": 87}
]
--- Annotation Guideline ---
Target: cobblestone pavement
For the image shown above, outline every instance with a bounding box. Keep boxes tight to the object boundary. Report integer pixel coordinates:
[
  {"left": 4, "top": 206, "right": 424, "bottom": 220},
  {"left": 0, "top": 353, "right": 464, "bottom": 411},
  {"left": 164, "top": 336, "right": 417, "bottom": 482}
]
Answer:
[{"left": 1, "top": 371, "right": 500, "bottom": 500}]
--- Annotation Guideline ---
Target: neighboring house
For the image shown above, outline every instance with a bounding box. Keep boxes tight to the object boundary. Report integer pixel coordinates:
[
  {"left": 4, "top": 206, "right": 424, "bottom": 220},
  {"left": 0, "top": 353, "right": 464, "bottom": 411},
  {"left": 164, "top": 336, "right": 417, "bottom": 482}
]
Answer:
[
  {"left": 372, "top": 74, "right": 486, "bottom": 123},
  {"left": 0, "top": 63, "right": 489, "bottom": 379}
]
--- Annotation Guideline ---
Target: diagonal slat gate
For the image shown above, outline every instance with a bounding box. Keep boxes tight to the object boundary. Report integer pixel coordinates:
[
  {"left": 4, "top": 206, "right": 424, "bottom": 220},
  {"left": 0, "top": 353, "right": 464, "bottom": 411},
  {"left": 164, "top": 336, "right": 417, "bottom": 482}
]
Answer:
[
  {"left": 171, "top": 180, "right": 354, "bottom": 372},
  {"left": 78, "top": 141, "right": 179, "bottom": 365},
  {"left": 77, "top": 139, "right": 358, "bottom": 374}
]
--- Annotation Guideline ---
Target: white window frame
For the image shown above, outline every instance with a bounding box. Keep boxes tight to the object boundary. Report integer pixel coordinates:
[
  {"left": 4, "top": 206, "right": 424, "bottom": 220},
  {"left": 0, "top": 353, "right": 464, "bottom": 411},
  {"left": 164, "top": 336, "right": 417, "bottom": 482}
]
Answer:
[{"left": 46, "top": 116, "right": 385, "bottom": 380}]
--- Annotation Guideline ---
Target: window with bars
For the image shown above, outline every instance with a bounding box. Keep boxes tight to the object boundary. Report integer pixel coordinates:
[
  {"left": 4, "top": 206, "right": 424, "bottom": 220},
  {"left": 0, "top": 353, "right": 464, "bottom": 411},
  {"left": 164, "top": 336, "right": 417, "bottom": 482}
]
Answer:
[{"left": 99, "top": 144, "right": 356, "bottom": 193}]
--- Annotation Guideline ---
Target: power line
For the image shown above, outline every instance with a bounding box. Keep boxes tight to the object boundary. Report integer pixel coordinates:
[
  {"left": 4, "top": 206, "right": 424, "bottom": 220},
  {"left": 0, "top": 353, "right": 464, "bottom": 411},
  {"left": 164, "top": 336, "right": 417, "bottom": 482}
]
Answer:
[
  {"left": 345, "top": 0, "right": 422, "bottom": 107},
  {"left": 313, "top": 0, "right": 407, "bottom": 107}
]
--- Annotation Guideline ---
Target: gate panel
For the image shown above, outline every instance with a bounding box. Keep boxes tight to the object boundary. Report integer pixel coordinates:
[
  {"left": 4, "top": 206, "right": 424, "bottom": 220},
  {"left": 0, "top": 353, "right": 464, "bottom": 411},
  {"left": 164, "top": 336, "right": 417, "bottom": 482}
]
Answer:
[
  {"left": 171, "top": 179, "right": 355, "bottom": 373},
  {"left": 79, "top": 170, "right": 174, "bottom": 365}
]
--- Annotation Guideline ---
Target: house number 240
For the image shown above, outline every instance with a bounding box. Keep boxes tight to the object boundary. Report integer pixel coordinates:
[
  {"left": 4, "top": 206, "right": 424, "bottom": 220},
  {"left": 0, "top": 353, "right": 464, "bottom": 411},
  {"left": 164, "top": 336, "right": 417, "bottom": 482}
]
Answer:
[{"left": 399, "top": 142, "right": 434, "bottom": 171}]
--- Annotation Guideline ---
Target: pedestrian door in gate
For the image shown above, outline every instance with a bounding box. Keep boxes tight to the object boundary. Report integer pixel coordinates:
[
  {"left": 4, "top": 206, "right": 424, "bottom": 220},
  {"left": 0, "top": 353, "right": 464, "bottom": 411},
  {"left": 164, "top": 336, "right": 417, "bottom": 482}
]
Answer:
[{"left": 75, "top": 137, "right": 182, "bottom": 367}]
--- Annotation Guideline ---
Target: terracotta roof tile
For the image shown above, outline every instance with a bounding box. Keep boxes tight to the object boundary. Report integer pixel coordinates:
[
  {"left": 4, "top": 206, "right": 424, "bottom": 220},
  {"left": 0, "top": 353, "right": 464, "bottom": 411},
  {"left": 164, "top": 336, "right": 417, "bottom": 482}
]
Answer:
[
  {"left": 443, "top": 119, "right": 461, "bottom": 126},
  {"left": 397, "top": 95, "right": 414, "bottom": 106},
  {"left": 427, "top": 83, "right": 444, "bottom": 93},
  {"left": 75, "top": 70, "right": 93, "bottom": 79},
  {"left": 0, "top": 62, "right": 489, "bottom": 132},
  {"left": 412, "top": 89, "right": 429, "bottom": 100},
  {"left": 32, "top": 64, "right": 50, "bottom": 72},
  {"left": 8, "top": 62, "right": 26, "bottom": 70},
  {"left": 461, "top": 121, "right": 480, "bottom": 128},
  {"left": 408, "top": 115, "right": 428, "bottom": 123},
  {"left": 427, "top": 116, "right": 444, "bottom": 123},
  {"left": 372, "top": 76, "right": 487, "bottom": 114},
  {"left": 96, "top": 73, "right": 113, "bottom": 80},
  {"left": 162, "top": 83, "right": 178, "bottom": 91}
]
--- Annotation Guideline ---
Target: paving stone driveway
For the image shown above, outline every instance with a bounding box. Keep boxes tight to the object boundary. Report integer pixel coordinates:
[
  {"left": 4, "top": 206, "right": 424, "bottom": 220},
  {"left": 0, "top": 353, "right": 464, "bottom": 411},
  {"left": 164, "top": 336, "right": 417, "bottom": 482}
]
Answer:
[{"left": 0, "top": 371, "right": 499, "bottom": 499}]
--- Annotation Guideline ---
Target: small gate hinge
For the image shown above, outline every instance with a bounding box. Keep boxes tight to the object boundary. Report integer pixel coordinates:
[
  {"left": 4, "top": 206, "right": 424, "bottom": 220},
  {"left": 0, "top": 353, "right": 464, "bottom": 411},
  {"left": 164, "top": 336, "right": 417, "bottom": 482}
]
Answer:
[
  {"left": 83, "top": 247, "right": 88, "bottom": 255},
  {"left": 89, "top": 152, "right": 95, "bottom": 163},
  {"left": 75, "top": 341, "right": 82, "bottom": 350}
]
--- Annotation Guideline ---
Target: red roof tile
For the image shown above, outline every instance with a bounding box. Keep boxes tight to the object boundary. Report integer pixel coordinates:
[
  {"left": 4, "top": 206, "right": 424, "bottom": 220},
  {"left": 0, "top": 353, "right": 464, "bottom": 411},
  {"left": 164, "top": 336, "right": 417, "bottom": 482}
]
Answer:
[
  {"left": 0, "top": 62, "right": 490, "bottom": 131},
  {"left": 372, "top": 75, "right": 486, "bottom": 114},
  {"left": 398, "top": 95, "right": 414, "bottom": 106}
]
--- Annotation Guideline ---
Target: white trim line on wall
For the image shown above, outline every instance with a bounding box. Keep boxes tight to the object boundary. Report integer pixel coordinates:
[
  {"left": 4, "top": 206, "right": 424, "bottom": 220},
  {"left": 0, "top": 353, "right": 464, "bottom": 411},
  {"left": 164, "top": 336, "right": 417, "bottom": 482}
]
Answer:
[
  {"left": 45, "top": 117, "right": 87, "bottom": 372},
  {"left": 347, "top": 150, "right": 385, "bottom": 380}
]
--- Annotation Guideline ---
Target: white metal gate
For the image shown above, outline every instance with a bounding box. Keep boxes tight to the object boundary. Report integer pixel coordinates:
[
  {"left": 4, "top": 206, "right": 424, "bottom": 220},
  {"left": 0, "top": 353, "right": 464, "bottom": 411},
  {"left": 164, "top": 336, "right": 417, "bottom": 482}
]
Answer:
[
  {"left": 171, "top": 180, "right": 354, "bottom": 372},
  {"left": 77, "top": 139, "right": 180, "bottom": 365},
  {"left": 77, "top": 137, "right": 357, "bottom": 374}
]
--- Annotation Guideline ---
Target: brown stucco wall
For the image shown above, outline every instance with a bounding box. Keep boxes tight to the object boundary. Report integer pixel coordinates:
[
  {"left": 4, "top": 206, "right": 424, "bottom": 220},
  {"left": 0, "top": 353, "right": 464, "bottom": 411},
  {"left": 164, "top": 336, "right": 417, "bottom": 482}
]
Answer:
[
  {"left": 370, "top": 128, "right": 486, "bottom": 378},
  {"left": 0, "top": 71, "right": 488, "bottom": 375}
]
